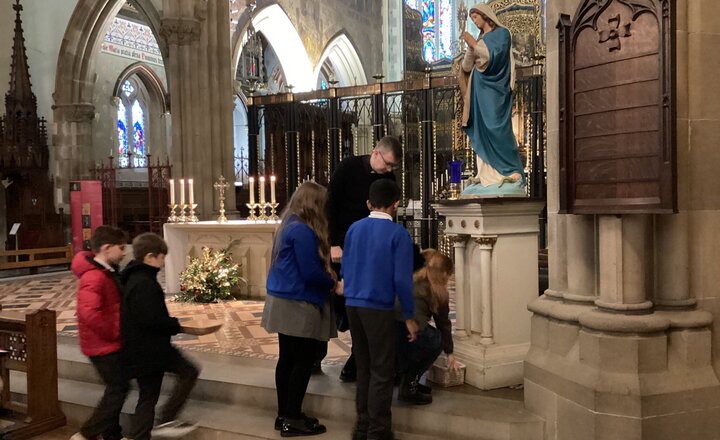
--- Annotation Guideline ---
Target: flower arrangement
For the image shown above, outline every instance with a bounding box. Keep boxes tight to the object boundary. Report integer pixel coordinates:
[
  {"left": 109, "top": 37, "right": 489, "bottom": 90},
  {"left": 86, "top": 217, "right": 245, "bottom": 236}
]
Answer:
[{"left": 177, "top": 247, "right": 243, "bottom": 303}]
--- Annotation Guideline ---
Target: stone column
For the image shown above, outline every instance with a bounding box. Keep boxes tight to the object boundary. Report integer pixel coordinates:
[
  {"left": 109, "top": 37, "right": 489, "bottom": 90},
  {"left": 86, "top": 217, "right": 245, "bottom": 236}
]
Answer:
[
  {"left": 595, "top": 215, "right": 653, "bottom": 312},
  {"left": 449, "top": 235, "right": 469, "bottom": 337},
  {"left": 563, "top": 214, "right": 597, "bottom": 303},
  {"left": 654, "top": 213, "right": 695, "bottom": 308},
  {"left": 161, "top": 0, "right": 235, "bottom": 219},
  {"left": 474, "top": 236, "right": 497, "bottom": 344},
  {"left": 52, "top": 103, "right": 96, "bottom": 212}
]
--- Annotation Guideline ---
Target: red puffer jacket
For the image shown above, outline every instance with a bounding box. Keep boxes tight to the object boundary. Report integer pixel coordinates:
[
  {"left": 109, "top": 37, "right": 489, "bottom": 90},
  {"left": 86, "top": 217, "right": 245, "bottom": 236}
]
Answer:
[{"left": 71, "top": 251, "right": 122, "bottom": 357}]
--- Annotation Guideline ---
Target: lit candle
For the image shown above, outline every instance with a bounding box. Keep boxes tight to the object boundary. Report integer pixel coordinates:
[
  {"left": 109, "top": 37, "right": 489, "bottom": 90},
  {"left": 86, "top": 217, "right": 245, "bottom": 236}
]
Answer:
[
  {"left": 169, "top": 179, "right": 175, "bottom": 205},
  {"left": 259, "top": 176, "right": 266, "bottom": 204},
  {"left": 188, "top": 179, "right": 194, "bottom": 205},
  {"left": 270, "top": 175, "right": 276, "bottom": 204},
  {"left": 248, "top": 177, "right": 255, "bottom": 205},
  {"left": 179, "top": 178, "right": 185, "bottom": 206}
]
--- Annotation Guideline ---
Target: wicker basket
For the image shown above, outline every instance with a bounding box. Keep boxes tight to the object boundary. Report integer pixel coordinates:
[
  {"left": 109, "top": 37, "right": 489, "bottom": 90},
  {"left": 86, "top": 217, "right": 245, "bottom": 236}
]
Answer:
[{"left": 427, "top": 354, "right": 465, "bottom": 387}]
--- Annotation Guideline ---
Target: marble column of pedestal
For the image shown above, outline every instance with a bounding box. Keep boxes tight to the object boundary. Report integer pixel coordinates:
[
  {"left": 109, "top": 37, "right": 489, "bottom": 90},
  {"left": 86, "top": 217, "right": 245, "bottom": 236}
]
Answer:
[
  {"left": 595, "top": 215, "right": 654, "bottom": 312},
  {"left": 450, "top": 235, "right": 469, "bottom": 337},
  {"left": 473, "top": 236, "right": 497, "bottom": 345}
]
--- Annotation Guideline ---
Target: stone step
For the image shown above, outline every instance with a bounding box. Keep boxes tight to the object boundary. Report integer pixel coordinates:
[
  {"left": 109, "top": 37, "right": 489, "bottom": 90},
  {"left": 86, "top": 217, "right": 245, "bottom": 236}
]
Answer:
[{"left": 28, "top": 338, "right": 544, "bottom": 440}]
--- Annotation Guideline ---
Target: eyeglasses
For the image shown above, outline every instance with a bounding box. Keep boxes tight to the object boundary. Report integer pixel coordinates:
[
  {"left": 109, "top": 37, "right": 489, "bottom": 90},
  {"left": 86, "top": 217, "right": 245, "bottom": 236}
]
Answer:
[{"left": 377, "top": 151, "right": 400, "bottom": 171}]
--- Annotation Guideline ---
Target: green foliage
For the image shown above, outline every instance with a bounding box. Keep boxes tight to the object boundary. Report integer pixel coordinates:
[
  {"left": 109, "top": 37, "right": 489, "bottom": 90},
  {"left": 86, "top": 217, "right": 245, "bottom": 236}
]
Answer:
[{"left": 177, "top": 247, "right": 242, "bottom": 303}]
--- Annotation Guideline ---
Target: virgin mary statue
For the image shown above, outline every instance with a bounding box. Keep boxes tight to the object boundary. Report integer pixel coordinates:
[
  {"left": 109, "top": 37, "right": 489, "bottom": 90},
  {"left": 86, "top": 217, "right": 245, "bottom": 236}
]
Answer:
[{"left": 457, "top": 3, "right": 526, "bottom": 196}]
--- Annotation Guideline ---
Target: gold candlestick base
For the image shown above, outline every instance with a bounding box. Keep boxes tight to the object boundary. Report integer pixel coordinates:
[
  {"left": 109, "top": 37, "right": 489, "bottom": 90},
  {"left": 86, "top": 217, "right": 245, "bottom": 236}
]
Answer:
[
  {"left": 269, "top": 202, "right": 280, "bottom": 221},
  {"left": 178, "top": 204, "right": 188, "bottom": 223},
  {"left": 168, "top": 204, "right": 179, "bottom": 223},
  {"left": 246, "top": 203, "right": 259, "bottom": 221},
  {"left": 188, "top": 203, "right": 199, "bottom": 223},
  {"left": 258, "top": 202, "right": 270, "bottom": 221},
  {"left": 448, "top": 183, "right": 461, "bottom": 200}
]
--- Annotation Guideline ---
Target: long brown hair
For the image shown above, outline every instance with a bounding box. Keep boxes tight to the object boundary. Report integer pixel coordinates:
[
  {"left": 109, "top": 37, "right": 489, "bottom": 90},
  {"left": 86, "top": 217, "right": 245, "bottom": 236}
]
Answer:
[
  {"left": 413, "top": 248, "right": 454, "bottom": 312},
  {"left": 271, "top": 181, "right": 332, "bottom": 273}
]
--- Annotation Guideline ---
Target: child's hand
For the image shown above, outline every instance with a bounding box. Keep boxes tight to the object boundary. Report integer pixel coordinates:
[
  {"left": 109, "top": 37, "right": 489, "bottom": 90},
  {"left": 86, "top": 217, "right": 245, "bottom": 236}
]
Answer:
[
  {"left": 447, "top": 354, "right": 459, "bottom": 371},
  {"left": 335, "top": 279, "right": 344, "bottom": 296},
  {"left": 406, "top": 319, "right": 419, "bottom": 342},
  {"left": 331, "top": 246, "right": 343, "bottom": 263}
]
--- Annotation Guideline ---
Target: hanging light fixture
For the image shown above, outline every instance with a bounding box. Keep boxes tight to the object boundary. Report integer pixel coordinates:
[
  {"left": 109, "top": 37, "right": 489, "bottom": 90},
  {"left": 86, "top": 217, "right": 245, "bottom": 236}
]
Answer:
[{"left": 239, "top": 0, "right": 266, "bottom": 93}]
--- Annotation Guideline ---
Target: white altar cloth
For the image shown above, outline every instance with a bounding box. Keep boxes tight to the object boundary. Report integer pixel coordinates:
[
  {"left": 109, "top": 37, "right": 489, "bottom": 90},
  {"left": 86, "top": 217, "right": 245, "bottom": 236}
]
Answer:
[{"left": 163, "top": 220, "right": 280, "bottom": 296}]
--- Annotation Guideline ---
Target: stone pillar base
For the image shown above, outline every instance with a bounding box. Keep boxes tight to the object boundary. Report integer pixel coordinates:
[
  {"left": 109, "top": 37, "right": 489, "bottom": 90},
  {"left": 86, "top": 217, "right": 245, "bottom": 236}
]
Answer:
[
  {"left": 525, "top": 296, "right": 720, "bottom": 440},
  {"left": 454, "top": 336, "right": 528, "bottom": 389}
]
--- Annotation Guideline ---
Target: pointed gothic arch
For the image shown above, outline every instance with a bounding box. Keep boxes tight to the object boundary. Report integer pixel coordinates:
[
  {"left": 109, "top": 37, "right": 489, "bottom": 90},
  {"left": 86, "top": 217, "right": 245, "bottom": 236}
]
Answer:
[
  {"left": 54, "top": 0, "right": 167, "bottom": 109},
  {"left": 113, "top": 62, "right": 169, "bottom": 113},
  {"left": 314, "top": 32, "right": 368, "bottom": 87},
  {"left": 232, "top": 4, "right": 314, "bottom": 92}
]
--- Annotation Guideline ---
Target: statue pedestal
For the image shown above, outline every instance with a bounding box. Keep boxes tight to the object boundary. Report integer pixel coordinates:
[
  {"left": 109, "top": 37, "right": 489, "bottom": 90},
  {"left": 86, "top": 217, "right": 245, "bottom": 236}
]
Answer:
[{"left": 432, "top": 198, "right": 544, "bottom": 390}]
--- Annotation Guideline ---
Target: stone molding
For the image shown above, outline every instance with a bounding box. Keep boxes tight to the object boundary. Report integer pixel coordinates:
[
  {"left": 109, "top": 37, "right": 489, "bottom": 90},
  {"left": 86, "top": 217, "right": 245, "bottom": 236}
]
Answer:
[
  {"left": 447, "top": 234, "right": 468, "bottom": 245},
  {"left": 52, "top": 102, "right": 95, "bottom": 123},
  {"left": 473, "top": 236, "right": 498, "bottom": 248},
  {"left": 160, "top": 17, "right": 202, "bottom": 46}
]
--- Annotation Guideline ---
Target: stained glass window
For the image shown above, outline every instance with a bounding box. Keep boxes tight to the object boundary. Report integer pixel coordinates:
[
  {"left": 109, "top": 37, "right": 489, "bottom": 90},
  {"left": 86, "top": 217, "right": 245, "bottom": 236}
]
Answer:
[
  {"left": 406, "top": 0, "right": 456, "bottom": 64},
  {"left": 117, "top": 101, "right": 128, "bottom": 156},
  {"left": 122, "top": 80, "right": 135, "bottom": 97}
]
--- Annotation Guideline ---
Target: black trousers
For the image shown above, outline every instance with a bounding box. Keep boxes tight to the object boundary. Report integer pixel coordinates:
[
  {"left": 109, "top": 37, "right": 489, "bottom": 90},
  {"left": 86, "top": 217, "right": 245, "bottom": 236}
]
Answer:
[
  {"left": 128, "top": 347, "right": 200, "bottom": 440},
  {"left": 276, "top": 333, "right": 318, "bottom": 418},
  {"left": 81, "top": 352, "right": 129, "bottom": 440},
  {"left": 347, "top": 307, "right": 397, "bottom": 440}
]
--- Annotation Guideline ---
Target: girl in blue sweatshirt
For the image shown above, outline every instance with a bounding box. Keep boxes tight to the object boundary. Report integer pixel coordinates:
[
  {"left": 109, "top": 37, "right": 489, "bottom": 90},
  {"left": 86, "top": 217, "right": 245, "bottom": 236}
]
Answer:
[{"left": 261, "top": 181, "right": 338, "bottom": 437}]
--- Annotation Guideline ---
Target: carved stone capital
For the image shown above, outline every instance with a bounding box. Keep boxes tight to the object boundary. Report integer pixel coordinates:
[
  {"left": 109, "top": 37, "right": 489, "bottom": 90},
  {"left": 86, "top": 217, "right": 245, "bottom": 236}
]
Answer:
[
  {"left": 473, "top": 236, "right": 498, "bottom": 248},
  {"left": 52, "top": 102, "right": 95, "bottom": 123},
  {"left": 447, "top": 234, "right": 469, "bottom": 247},
  {"left": 160, "top": 17, "right": 201, "bottom": 46}
]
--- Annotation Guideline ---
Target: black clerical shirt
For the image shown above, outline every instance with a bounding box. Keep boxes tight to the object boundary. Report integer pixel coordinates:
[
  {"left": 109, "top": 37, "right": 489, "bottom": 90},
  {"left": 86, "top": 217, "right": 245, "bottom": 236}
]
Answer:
[{"left": 326, "top": 155, "right": 396, "bottom": 247}]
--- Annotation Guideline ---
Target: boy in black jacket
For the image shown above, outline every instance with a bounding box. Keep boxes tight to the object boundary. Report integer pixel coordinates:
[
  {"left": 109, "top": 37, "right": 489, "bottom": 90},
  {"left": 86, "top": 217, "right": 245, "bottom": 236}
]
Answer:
[{"left": 121, "top": 233, "right": 199, "bottom": 440}]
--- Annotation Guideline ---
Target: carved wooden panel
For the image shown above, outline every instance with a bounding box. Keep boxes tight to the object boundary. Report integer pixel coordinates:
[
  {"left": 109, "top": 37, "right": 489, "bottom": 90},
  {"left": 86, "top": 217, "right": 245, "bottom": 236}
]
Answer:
[{"left": 558, "top": 0, "right": 676, "bottom": 214}]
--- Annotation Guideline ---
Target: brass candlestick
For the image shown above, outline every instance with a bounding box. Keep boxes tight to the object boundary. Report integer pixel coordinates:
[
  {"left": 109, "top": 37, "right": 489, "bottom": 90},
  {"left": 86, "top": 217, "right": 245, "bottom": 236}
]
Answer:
[
  {"left": 258, "top": 202, "right": 270, "bottom": 221},
  {"left": 167, "top": 204, "right": 179, "bottom": 223},
  {"left": 178, "top": 204, "right": 188, "bottom": 223},
  {"left": 246, "top": 202, "right": 259, "bottom": 221},
  {"left": 188, "top": 203, "right": 199, "bottom": 223},
  {"left": 213, "top": 175, "right": 230, "bottom": 223},
  {"left": 269, "top": 202, "right": 280, "bottom": 221}
]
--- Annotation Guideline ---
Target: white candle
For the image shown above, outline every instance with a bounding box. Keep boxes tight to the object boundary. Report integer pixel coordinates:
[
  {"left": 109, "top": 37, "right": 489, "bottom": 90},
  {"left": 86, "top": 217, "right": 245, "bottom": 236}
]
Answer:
[
  {"left": 188, "top": 179, "right": 194, "bottom": 205},
  {"left": 270, "top": 175, "right": 276, "bottom": 204},
  {"left": 249, "top": 177, "right": 255, "bottom": 205},
  {"left": 179, "top": 178, "right": 185, "bottom": 206},
  {"left": 169, "top": 179, "right": 175, "bottom": 205},
  {"left": 259, "top": 176, "right": 266, "bottom": 204}
]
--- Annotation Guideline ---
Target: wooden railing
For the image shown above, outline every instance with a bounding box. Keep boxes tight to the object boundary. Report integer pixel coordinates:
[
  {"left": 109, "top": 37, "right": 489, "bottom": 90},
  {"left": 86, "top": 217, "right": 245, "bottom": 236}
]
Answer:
[
  {"left": 0, "top": 244, "right": 73, "bottom": 271},
  {"left": 0, "top": 309, "right": 66, "bottom": 439}
]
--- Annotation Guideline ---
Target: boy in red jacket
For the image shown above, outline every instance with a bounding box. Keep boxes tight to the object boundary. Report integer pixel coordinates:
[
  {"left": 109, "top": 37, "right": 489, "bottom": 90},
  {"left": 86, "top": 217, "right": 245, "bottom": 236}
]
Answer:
[{"left": 71, "top": 225, "right": 129, "bottom": 440}]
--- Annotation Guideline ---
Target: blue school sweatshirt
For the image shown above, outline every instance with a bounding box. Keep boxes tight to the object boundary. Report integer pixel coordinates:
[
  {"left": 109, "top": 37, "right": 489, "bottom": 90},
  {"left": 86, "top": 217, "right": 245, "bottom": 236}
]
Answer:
[
  {"left": 341, "top": 213, "right": 415, "bottom": 319},
  {"left": 266, "top": 217, "right": 335, "bottom": 307}
]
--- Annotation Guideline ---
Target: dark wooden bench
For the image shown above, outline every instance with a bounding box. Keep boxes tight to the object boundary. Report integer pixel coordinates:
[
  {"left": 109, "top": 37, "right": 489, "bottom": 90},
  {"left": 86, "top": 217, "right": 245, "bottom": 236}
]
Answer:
[
  {"left": 0, "top": 244, "right": 73, "bottom": 272},
  {"left": 0, "top": 309, "right": 66, "bottom": 439}
]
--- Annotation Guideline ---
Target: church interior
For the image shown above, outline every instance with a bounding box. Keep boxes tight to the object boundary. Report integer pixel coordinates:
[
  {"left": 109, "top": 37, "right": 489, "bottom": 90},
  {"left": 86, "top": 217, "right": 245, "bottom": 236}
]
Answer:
[{"left": 0, "top": 0, "right": 719, "bottom": 439}]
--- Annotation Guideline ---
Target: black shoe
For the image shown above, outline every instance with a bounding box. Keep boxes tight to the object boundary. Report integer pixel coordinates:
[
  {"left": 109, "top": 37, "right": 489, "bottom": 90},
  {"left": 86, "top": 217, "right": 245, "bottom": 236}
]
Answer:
[
  {"left": 280, "top": 417, "right": 326, "bottom": 437},
  {"left": 311, "top": 360, "right": 323, "bottom": 375},
  {"left": 275, "top": 414, "right": 319, "bottom": 431},
  {"left": 340, "top": 367, "right": 356, "bottom": 383},
  {"left": 416, "top": 381, "right": 432, "bottom": 395},
  {"left": 399, "top": 378, "right": 432, "bottom": 405}
]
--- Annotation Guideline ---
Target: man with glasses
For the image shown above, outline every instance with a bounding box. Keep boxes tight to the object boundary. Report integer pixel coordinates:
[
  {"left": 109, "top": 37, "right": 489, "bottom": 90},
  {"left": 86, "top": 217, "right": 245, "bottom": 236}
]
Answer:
[{"left": 317, "top": 136, "right": 402, "bottom": 382}]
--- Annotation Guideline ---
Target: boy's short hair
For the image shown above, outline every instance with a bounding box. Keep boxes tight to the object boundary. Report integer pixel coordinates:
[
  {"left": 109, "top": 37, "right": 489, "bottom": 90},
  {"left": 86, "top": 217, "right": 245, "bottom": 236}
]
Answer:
[
  {"left": 369, "top": 179, "right": 401, "bottom": 209},
  {"left": 90, "top": 225, "right": 127, "bottom": 253},
  {"left": 375, "top": 136, "right": 402, "bottom": 162},
  {"left": 132, "top": 233, "right": 168, "bottom": 260}
]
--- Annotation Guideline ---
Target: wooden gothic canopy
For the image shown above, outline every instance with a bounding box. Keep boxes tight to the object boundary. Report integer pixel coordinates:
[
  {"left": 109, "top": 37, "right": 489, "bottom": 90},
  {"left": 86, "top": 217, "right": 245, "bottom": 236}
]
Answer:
[
  {"left": 557, "top": 0, "right": 676, "bottom": 214},
  {"left": 0, "top": 0, "right": 48, "bottom": 173}
]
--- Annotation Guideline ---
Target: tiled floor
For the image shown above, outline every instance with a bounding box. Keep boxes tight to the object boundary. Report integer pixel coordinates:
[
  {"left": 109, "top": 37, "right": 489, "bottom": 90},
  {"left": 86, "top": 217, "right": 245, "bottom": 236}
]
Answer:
[{"left": 0, "top": 272, "right": 352, "bottom": 366}]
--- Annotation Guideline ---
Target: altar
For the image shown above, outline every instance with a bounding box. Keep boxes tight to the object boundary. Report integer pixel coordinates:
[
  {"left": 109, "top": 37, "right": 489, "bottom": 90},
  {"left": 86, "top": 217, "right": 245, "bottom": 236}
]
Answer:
[{"left": 163, "top": 220, "right": 280, "bottom": 297}]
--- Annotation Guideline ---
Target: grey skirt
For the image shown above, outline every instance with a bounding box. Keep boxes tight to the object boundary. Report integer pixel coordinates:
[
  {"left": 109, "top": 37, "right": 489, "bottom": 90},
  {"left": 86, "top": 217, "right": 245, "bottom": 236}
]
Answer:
[{"left": 261, "top": 293, "right": 337, "bottom": 342}]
